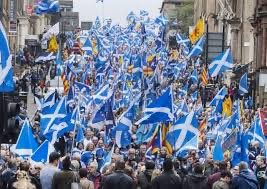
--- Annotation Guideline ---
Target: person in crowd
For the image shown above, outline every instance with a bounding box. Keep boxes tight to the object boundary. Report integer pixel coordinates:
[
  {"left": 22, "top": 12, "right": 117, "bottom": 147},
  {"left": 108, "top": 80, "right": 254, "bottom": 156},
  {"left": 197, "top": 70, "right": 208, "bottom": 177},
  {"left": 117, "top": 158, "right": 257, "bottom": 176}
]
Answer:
[
  {"left": 211, "top": 170, "right": 232, "bottom": 189},
  {"left": 231, "top": 161, "right": 259, "bottom": 189},
  {"left": 137, "top": 160, "right": 155, "bottom": 189},
  {"left": 255, "top": 156, "right": 266, "bottom": 189},
  {"left": 151, "top": 158, "right": 182, "bottom": 189},
  {"left": 12, "top": 170, "right": 36, "bottom": 189},
  {"left": 125, "top": 148, "right": 140, "bottom": 167},
  {"left": 102, "top": 160, "right": 134, "bottom": 189},
  {"left": 51, "top": 156, "right": 80, "bottom": 189},
  {"left": 88, "top": 161, "right": 101, "bottom": 189},
  {"left": 1, "top": 159, "right": 17, "bottom": 189},
  {"left": 7, "top": 161, "right": 41, "bottom": 189},
  {"left": 183, "top": 162, "right": 208, "bottom": 189},
  {"left": 138, "top": 144, "right": 148, "bottom": 162},
  {"left": 40, "top": 152, "right": 60, "bottom": 189},
  {"left": 207, "top": 161, "right": 228, "bottom": 189},
  {"left": 79, "top": 168, "right": 94, "bottom": 189}
]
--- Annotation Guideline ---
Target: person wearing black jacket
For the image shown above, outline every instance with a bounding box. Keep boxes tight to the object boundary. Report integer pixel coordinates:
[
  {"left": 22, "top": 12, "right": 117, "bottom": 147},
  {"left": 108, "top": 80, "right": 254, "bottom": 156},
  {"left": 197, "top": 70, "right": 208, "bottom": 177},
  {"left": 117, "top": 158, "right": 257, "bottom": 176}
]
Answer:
[
  {"left": 183, "top": 163, "right": 208, "bottom": 189},
  {"left": 151, "top": 158, "right": 182, "bottom": 189},
  {"left": 102, "top": 160, "right": 134, "bottom": 189},
  {"left": 138, "top": 160, "right": 155, "bottom": 189}
]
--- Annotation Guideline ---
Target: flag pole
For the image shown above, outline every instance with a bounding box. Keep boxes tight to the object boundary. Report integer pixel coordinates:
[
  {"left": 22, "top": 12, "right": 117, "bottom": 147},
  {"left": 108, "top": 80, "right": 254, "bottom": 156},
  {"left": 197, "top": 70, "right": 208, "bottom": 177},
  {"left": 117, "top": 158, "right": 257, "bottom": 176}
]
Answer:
[{"left": 71, "top": 94, "right": 80, "bottom": 151}]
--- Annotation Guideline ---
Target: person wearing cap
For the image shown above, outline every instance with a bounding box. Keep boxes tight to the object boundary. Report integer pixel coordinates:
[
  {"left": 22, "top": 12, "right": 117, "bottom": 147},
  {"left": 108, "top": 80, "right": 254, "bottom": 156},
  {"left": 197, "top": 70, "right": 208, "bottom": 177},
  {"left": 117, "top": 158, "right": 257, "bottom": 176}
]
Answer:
[{"left": 40, "top": 152, "right": 61, "bottom": 189}]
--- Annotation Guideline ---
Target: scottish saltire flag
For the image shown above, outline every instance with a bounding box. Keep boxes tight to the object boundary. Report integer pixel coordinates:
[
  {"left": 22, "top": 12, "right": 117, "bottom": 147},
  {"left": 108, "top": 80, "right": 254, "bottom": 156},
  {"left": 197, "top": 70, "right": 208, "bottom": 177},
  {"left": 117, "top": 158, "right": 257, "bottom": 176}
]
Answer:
[
  {"left": 14, "top": 119, "right": 39, "bottom": 158},
  {"left": 115, "top": 128, "right": 132, "bottom": 148},
  {"left": 135, "top": 88, "right": 174, "bottom": 125},
  {"left": 82, "top": 38, "right": 93, "bottom": 55},
  {"left": 100, "top": 145, "right": 114, "bottom": 172},
  {"left": 209, "top": 86, "right": 228, "bottom": 107},
  {"left": 232, "top": 131, "right": 249, "bottom": 166},
  {"left": 179, "top": 83, "right": 188, "bottom": 97},
  {"left": 35, "top": 0, "right": 60, "bottom": 15},
  {"left": 239, "top": 73, "right": 248, "bottom": 95},
  {"left": 75, "top": 81, "right": 91, "bottom": 95},
  {"left": 247, "top": 118, "right": 265, "bottom": 146},
  {"left": 213, "top": 136, "right": 224, "bottom": 161},
  {"left": 155, "top": 15, "right": 168, "bottom": 26},
  {"left": 208, "top": 48, "right": 234, "bottom": 77},
  {"left": 31, "top": 140, "right": 55, "bottom": 163},
  {"left": 166, "top": 111, "right": 199, "bottom": 150},
  {"left": 40, "top": 96, "right": 67, "bottom": 135},
  {"left": 41, "top": 91, "right": 56, "bottom": 111},
  {"left": 92, "top": 84, "right": 113, "bottom": 107},
  {"left": 140, "top": 10, "right": 149, "bottom": 17},
  {"left": 190, "top": 69, "right": 199, "bottom": 84},
  {"left": 175, "top": 100, "right": 189, "bottom": 118},
  {"left": 176, "top": 33, "right": 190, "bottom": 47},
  {"left": 145, "top": 146, "right": 154, "bottom": 160},
  {"left": 0, "top": 20, "right": 14, "bottom": 92},
  {"left": 176, "top": 135, "right": 198, "bottom": 157},
  {"left": 187, "top": 36, "right": 205, "bottom": 58},
  {"left": 75, "top": 126, "right": 85, "bottom": 143}
]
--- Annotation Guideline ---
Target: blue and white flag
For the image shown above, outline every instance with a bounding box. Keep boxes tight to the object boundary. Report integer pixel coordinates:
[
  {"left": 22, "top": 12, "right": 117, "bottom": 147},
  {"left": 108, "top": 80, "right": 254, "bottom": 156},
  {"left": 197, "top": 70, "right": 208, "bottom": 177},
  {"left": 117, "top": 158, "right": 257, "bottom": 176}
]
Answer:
[
  {"left": 213, "top": 136, "right": 224, "bottom": 161},
  {"left": 14, "top": 119, "right": 39, "bottom": 158},
  {"left": 82, "top": 38, "right": 93, "bottom": 55},
  {"left": 187, "top": 36, "right": 205, "bottom": 58},
  {"left": 135, "top": 88, "right": 174, "bottom": 125},
  {"left": 100, "top": 145, "right": 114, "bottom": 172},
  {"left": 166, "top": 111, "right": 199, "bottom": 150},
  {"left": 190, "top": 69, "right": 199, "bottom": 84},
  {"left": 176, "top": 135, "right": 198, "bottom": 157},
  {"left": 0, "top": 20, "right": 14, "bottom": 92},
  {"left": 209, "top": 86, "right": 227, "bottom": 107},
  {"left": 232, "top": 131, "right": 249, "bottom": 166},
  {"left": 35, "top": 0, "right": 60, "bottom": 15},
  {"left": 239, "top": 73, "right": 248, "bottom": 95},
  {"left": 31, "top": 140, "right": 55, "bottom": 163},
  {"left": 247, "top": 118, "right": 265, "bottom": 146},
  {"left": 208, "top": 48, "right": 234, "bottom": 78},
  {"left": 42, "top": 91, "right": 56, "bottom": 112},
  {"left": 155, "top": 15, "right": 168, "bottom": 26},
  {"left": 75, "top": 126, "right": 85, "bottom": 143},
  {"left": 75, "top": 81, "right": 91, "bottom": 95},
  {"left": 40, "top": 96, "right": 67, "bottom": 135}
]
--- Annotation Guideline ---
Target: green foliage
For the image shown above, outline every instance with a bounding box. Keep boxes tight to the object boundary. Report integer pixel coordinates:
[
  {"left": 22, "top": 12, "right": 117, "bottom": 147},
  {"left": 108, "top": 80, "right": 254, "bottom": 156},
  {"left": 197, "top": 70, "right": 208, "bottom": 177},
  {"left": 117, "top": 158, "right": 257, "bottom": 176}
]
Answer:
[{"left": 176, "top": 2, "right": 194, "bottom": 34}]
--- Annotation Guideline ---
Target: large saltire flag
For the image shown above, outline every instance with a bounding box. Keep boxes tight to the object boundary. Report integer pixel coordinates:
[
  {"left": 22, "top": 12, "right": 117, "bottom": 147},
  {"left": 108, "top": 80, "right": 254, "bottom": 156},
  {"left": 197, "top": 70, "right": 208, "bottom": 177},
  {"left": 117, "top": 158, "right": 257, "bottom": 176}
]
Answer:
[
  {"left": 189, "top": 18, "right": 205, "bottom": 44},
  {"left": 208, "top": 48, "right": 234, "bottom": 78},
  {"left": 0, "top": 20, "right": 14, "bottom": 92}
]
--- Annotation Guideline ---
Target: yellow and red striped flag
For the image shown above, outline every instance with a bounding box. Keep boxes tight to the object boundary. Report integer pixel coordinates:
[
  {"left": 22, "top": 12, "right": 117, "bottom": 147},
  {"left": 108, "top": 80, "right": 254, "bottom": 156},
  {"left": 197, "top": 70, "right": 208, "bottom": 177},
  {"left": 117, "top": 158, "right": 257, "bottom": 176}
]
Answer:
[{"left": 200, "top": 68, "right": 208, "bottom": 86}]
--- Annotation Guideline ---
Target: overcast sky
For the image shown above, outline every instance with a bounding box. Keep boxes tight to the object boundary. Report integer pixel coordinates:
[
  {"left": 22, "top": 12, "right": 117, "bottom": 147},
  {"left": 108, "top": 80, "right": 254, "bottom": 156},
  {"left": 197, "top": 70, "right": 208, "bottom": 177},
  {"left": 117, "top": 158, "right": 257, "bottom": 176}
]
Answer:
[{"left": 73, "top": 0, "right": 163, "bottom": 25}]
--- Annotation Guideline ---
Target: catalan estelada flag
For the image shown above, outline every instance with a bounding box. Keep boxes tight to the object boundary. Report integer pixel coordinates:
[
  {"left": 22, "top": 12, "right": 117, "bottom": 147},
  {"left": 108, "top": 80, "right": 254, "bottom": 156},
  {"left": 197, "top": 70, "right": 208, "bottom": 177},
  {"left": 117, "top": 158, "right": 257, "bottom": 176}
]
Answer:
[
  {"left": 199, "top": 117, "right": 206, "bottom": 141},
  {"left": 189, "top": 18, "right": 205, "bottom": 44},
  {"left": 200, "top": 68, "right": 208, "bottom": 86}
]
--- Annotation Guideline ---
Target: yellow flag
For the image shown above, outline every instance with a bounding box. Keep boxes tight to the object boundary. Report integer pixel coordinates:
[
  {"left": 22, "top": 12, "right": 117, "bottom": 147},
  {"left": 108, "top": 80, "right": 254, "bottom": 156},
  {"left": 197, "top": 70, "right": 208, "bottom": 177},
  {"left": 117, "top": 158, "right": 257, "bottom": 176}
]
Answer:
[
  {"left": 222, "top": 97, "right": 232, "bottom": 117},
  {"left": 48, "top": 35, "right": 58, "bottom": 53},
  {"left": 189, "top": 18, "right": 205, "bottom": 44}
]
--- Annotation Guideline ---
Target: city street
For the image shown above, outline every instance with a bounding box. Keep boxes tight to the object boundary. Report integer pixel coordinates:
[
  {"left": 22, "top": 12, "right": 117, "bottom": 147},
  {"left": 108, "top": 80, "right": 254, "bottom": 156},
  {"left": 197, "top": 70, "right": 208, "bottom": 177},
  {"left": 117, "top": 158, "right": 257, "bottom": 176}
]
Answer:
[{"left": 0, "top": 0, "right": 267, "bottom": 189}]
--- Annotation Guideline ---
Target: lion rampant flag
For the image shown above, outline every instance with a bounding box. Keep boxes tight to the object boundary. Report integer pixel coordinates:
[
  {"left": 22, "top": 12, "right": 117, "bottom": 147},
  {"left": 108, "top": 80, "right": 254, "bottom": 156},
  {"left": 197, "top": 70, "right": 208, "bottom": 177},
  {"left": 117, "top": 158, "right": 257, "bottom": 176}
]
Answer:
[{"left": 189, "top": 18, "right": 205, "bottom": 44}]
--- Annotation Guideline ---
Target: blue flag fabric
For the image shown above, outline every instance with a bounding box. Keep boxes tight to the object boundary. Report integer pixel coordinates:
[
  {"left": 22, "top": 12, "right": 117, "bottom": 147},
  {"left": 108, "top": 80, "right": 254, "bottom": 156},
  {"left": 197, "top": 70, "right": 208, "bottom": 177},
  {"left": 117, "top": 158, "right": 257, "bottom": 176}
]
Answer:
[
  {"left": 14, "top": 119, "right": 39, "bottom": 158},
  {"left": 35, "top": 0, "right": 60, "bottom": 15},
  {"left": 0, "top": 20, "right": 14, "bottom": 92},
  {"left": 31, "top": 140, "right": 55, "bottom": 163},
  {"left": 239, "top": 73, "right": 248, "bottom": 95}
]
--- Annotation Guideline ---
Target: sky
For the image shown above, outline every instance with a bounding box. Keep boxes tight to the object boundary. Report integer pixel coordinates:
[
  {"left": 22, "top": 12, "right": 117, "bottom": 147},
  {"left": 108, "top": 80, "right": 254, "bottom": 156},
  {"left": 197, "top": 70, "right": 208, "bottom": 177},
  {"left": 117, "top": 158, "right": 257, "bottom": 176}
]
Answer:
[{"left": 73, "top": 0, "right": 163, "bottom": 25}]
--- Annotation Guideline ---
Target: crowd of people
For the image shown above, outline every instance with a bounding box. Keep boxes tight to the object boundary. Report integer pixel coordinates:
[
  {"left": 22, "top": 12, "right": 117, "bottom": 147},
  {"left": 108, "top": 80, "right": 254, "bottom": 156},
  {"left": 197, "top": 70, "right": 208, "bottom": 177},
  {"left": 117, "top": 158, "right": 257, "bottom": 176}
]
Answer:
[{"left": 0, "top": 145, "right": 266, "bottom": 189}]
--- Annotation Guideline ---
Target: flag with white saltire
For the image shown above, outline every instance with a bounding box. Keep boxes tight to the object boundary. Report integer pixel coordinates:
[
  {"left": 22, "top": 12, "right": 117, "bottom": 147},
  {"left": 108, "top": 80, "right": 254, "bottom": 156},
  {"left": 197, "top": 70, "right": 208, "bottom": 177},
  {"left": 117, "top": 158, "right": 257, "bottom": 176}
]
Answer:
[
  {"left": 239, "top": 73, "right": 248, "bottom": 95},
  {"left": 100, "top": 144, "right": 114, "bottom": 172},
  {"left": 176, "top": 135, "right": 198, "bottom": 157},
  {"left": 40, "top": 96, "right": 67, "bottom": 136},
  {"left": 166, "top": 111, "right": 199, "bottom": 151},
  {"left": 135, "top": 87, "right": 174, "bottom": 125},
  {"left": 209, "top": 86, "right": 228, "bottom": 107},
  {"left": 208, "top": 48, "right": 234, "bottom": 78},
  {"left": 187, "top": 36, "right": 205, "bottom": 58},
  {"left": 0, "top": 20, "right": 14, "bottom": 92},
  {"left": 14, "top": 119, "right": 39, "bottom": 158},
  {"left": 35, "top": 0, "right": 60, "bottom": 15},
  {"left": 30, "top": 140, "right": 55, "bottom": 164},
  {"left": 247, "top": 118, "right": 265, "bottom": 146}
]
